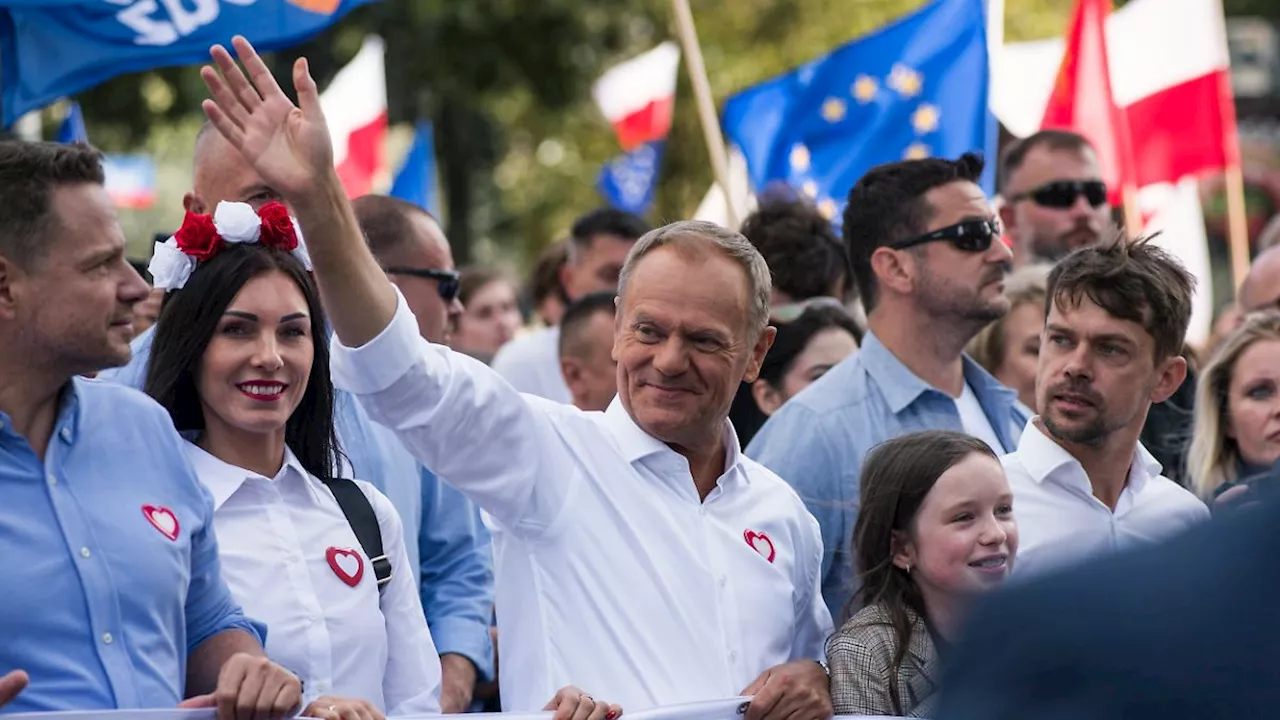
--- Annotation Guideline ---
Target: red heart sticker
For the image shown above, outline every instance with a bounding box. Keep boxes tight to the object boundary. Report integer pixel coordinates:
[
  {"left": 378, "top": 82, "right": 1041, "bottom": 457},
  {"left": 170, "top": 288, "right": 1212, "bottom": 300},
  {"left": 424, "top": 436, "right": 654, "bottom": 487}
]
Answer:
[
  {"left": 326, "top": 547, "right": 365, "bottom": 587},
  {"left": 142, "top": 505, "right": 180, "bottom": 541},
  {"left": 744, "top": 529, "right": 776, "bottom": 563}
]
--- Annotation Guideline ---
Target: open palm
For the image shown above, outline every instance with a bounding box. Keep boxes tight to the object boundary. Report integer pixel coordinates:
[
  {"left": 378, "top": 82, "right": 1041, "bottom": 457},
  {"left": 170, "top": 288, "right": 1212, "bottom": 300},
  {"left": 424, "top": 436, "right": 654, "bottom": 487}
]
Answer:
[{"left": 200, "top": 36, "right": 333, "bottom": 199}]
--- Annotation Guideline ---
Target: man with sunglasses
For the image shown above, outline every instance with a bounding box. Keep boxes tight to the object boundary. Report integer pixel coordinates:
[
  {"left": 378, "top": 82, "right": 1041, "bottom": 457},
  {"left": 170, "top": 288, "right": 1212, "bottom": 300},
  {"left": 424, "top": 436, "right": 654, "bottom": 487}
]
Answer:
[
  {"left": 748, "top": 153, "right": 1028, "bottom": 618},
  {"left": 999, "top": 130, "right": 1112, "bottom": 267},
  {"left": 353, "top": 194, "right": 497, "bottom": 714}
]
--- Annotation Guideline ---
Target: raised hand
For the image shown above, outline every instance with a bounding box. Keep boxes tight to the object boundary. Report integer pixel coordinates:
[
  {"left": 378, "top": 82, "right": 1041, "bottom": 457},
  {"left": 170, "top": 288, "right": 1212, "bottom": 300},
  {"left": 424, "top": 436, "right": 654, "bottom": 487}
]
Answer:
[{"left": 200, "top": 36, "right": 334, "bottom": 201}]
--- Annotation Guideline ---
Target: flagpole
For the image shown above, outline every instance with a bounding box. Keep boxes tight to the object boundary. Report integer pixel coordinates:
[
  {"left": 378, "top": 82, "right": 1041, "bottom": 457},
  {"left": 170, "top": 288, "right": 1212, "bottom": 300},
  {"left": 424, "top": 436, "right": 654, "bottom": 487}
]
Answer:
[
  {"left": 1121, "top": 183, "right": 1142, "bottom": 240},
  {"left": 670, "top": 0, "right": 738, "bottom": 228}
]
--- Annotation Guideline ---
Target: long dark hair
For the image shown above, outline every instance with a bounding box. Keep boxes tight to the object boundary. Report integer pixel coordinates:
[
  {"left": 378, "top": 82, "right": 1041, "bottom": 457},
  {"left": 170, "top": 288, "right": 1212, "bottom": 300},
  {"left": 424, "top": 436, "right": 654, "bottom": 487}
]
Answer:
[
  {"left": 144, "top": 243, "right": 344, "bottom": 481},
  {"left": 849, "top": 430, "right": 997, "bottom": 715}
]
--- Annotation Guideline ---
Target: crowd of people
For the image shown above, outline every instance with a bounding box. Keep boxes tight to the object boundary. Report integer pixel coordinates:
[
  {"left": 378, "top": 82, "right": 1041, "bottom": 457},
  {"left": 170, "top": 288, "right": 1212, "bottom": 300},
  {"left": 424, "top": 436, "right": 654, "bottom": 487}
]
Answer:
[{"left": 2, "top": 35, "right": 1279, "bottom": 720}]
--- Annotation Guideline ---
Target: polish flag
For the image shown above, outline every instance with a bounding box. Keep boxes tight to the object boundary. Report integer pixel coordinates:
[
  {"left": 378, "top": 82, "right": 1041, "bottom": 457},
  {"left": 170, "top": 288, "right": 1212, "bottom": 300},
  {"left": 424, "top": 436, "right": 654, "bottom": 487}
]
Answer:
[
  {"left": 320, "top": 36, "right": 388, "bottom": 198},
  {"left": 992, "top": 0, "right": 1236, "bottom": 346},
  {"left": 1039, "top": 0, "right": 1137, "bottom": 207},
  {"left": 592, "top": 42, "right": 681, "bottom": 151},
  {"left": 992, "top": 0, "right": 1237, "bottom": 188}
]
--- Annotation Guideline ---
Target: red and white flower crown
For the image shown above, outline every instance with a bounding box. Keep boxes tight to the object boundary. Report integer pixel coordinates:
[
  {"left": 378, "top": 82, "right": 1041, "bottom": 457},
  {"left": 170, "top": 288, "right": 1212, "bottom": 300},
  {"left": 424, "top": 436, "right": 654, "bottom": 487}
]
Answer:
[{"left": 148, "top": 201, "right": 312, "bottom": 291}]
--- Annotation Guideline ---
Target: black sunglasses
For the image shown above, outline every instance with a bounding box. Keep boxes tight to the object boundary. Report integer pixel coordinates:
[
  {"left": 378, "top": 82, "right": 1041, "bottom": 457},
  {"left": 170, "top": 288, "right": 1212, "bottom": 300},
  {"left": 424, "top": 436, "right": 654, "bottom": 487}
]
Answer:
[
  {"left": 891, "top": 219, "right": 1002, "bottom": 253},
  {"left": 1008, "top": 180, "right": 1108, "bottom": 209},
  {"left": 383, "top": 267, "right": 461, "bottom": 302}
]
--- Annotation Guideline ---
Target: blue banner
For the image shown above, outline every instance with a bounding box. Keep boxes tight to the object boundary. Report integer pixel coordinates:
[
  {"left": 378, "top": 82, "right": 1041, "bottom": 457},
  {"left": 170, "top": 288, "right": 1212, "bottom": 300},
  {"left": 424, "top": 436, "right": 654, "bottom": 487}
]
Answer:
[
  {"left": 0, "top": 0, "right": 375, "bottom": 126},
  {"left": 597, "top": 140, "right": 664, "bottom": 216},
  {"left": 55, "top": 101, "right": 88, "bottom": 144},
  {"left": 722, "top": 0, "right": 995, "bottom": 226}
]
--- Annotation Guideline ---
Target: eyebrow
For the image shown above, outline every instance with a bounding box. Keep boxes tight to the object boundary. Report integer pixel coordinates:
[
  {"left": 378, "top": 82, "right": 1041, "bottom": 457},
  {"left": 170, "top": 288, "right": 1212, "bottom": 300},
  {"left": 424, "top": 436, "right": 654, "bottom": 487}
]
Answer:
[
  {"left": 1045, "top": 323, "right": 1134, "bottom": 345},
  {"left": 223, "top": 311, "right": 308, "bottom": 322},
  {"left": 237, "top": 184, "right": 276, "bottom": 200}
]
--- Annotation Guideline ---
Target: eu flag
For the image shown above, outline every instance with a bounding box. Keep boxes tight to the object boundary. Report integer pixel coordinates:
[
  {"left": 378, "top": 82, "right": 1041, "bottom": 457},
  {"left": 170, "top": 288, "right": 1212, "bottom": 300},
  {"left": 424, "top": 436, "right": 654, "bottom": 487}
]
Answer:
[
  {"left": 0, "top": 0, "right": 375, "bottom": 127},
  {"left": 597, "top": 140, "right": 664, "bottom": 216},
  {"left": 390, "top": 120, "right": 440, "bottom": 218},
  {"left": 722, "top": 0, "right": 995, "bottom": 224}
]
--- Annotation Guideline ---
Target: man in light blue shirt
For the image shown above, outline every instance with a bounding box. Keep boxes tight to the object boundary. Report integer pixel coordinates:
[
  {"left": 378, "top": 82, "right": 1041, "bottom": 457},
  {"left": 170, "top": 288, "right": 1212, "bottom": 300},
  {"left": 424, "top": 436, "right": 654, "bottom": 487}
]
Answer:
[
  {"left": 0, "top": 141, "right": 300, "bottom": 715},
  {"left": 748, "top": 153, "right": 1028, "bottom": 620}
]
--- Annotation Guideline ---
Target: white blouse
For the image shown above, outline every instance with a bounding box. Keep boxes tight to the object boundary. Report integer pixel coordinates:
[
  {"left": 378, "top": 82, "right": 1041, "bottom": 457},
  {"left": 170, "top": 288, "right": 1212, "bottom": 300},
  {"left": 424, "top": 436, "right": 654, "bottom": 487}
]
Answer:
[{"left": 185, "top": 442, "right": 442, "bottom": 715}]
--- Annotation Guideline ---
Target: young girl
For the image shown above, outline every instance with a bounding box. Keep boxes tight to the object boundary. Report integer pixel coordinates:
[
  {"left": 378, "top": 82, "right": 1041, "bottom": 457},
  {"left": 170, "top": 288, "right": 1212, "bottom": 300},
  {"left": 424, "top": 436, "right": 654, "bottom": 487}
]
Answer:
[
  {"left": 144, "top": 204, "right": 620, "bottom": 720},
  {"left": 827, "top": 430, "right": 1018, "bottom": 717}
]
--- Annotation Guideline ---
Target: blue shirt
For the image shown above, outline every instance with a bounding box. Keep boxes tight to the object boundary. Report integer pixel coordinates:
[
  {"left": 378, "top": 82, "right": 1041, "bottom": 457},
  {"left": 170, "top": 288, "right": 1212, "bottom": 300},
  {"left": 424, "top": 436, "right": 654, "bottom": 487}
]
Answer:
[
  {"left": 746, "top": 332, "right": 1027, "bottom": 620},
  {"left": 0, "top": 378, "right": 263, "bottom": 713},
  {"left": 418, "top": 466, "right": 495, "bottom": 681},
  {"left": 108, "top": 325, "right": 496, "bottom": 676}
]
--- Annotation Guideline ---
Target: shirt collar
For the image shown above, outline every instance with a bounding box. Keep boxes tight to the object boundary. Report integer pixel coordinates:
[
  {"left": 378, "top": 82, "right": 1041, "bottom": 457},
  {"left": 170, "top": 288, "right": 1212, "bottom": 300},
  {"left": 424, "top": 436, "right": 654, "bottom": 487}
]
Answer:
[
  {"left": 601, "top": 396, "right": 747, "bottom": 485},
  {"left": 1015, "top": 418, "right": 1165, "bottom": 493},
  {"left": 0, "top": 379, "right": 87, "bottom": 444},
  {"left": 859, "top": 332, "right": 934, "bottom": 414},
  {"left": 185, "top": 441, "right": 312, "bottom": 510}
]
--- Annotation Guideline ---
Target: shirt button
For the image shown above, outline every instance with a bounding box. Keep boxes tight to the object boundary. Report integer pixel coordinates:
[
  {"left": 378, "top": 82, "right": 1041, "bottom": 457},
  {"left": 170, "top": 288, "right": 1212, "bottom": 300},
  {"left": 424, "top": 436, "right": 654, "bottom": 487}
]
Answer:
[
  {"left": 46, "top": 473, "right": 57, "bottom": 486},
  {"left": 718, "top": 575, "right": 727, "bottom": 588},
  {"left": 729, "top": 650, "right": 738, "bottom": 662},
  {"left": 80, "top": 547, "right": 91, "bottom": 559},
  {"left": 102, "top": 632, "right": 114, "bottom": 645},
  {"left": 60, "top": 427, "right": 72, "bottom": 443}
]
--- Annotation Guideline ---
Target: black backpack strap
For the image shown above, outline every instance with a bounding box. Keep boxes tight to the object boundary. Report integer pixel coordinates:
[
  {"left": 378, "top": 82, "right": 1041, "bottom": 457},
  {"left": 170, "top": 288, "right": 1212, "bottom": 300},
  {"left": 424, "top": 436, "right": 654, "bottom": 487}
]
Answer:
[{"left": 324, "top": 478, "right": 392, "bottom": 592}]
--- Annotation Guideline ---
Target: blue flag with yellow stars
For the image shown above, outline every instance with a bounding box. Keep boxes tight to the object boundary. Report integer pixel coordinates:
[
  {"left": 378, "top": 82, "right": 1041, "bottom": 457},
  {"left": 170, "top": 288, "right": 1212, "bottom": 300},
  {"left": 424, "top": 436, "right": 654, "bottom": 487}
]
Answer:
[{"left": 722, "top": 0, "right": 995, "bottom": 225}]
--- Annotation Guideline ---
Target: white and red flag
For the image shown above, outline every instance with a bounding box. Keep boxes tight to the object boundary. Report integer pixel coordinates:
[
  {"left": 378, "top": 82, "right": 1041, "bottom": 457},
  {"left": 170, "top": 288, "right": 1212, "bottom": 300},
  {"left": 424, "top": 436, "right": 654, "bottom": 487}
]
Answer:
[{"left": 320, "top": 35, "right": 388, "bottom": 198}]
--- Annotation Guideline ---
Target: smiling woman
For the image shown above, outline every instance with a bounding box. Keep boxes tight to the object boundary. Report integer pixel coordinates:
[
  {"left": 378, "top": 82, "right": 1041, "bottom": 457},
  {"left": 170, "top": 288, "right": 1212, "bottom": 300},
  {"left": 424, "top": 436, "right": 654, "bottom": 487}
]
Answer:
[{"left": 144, "top": 233, "right": 446, "bottom": 719}]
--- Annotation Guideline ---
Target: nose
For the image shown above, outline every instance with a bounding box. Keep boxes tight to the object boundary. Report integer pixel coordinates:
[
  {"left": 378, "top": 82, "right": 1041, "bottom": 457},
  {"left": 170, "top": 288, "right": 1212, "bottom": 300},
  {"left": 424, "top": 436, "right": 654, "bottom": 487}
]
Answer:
[
  {"left": 120, "top": 261, "right": 151, "bottom": 305},
  {"left": 251, "top": 333, "right": 284, "bottom": 372},
  {"left": 652, "top": 336, "right": 690, "bottom": 377},
  {"left": 1062, "top": 343, "right": 1093, "bottom": 381},
  {"left": 1068, "top": 191, "right": 1097, "bottom": 220},
  {"left": 987, "top": 233, "right": 1014, "bottom": 264},
  {"left": 978, "top": 515, "right": 1009, "bottom": 546},
  {"left": 449, "top": 297, "right": 464, "bottom": 317}
]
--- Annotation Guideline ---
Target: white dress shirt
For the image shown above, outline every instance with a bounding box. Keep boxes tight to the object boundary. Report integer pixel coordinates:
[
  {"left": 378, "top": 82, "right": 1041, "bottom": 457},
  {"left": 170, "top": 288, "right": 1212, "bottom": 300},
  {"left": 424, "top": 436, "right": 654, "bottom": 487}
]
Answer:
[
  {"left": 185, "top": 443, "right": 442, "bottom": 715},
  {"left": 490, "top": 325, "right": 573, "bottom": 404},
  {"left": 1002, "top": 419, "right": 1209, "bottom": 578},
  {"left": 330, "top": 290, "right": 832, "bottom": 712},
  {"left": 955, "top": 382, "right": 1003, "bottom": 453}
]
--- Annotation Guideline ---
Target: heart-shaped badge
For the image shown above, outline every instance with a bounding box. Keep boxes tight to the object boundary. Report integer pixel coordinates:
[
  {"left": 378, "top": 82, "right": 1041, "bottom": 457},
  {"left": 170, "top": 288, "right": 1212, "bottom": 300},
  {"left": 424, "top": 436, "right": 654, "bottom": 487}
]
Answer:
[
  {"left": 142, "top": 505, "right": 180, "bottom": 541},
  {"left": 744, "top": 529, "right": 776, "bottom": 563},
  {"left": 326, "top": 546, "right": 365, "bottom": 587}
]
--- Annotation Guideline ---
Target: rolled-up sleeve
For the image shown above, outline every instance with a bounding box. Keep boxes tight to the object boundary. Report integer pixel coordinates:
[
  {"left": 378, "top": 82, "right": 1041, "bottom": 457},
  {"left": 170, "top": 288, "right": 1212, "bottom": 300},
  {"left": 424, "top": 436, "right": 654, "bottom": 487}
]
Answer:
[
  {"left": 184, "top": 482, "right": 265, "bottom": 652},
  {"left": 329, "top": 288, "right": 573, "bottom": 537},
  {"left": 419, "top": 466, "right": 495, "bottom": 679}
]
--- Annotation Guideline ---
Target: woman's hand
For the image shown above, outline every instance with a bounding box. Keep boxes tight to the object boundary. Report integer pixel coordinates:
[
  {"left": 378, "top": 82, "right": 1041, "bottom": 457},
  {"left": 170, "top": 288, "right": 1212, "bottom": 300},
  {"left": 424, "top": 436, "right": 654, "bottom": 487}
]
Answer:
[
  {"left": 543, "top": 685, "right": 622, "bottom": 720},
  {"left": 302, "top": 694, "right": 384, "bottom": 720}
]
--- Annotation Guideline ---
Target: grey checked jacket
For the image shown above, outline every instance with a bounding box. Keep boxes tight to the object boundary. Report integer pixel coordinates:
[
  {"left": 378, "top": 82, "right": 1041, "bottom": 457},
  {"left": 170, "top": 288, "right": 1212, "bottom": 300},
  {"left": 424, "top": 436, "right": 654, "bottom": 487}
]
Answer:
[{"left": 826, "top": 603, "right": 940, "bottom": 718}]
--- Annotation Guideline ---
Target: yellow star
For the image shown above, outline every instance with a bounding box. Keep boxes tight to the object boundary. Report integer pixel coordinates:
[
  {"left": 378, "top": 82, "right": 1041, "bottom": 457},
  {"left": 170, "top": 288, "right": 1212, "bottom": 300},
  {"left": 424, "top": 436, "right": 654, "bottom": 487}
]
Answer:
[
  {"left": 911, "top": 103, "right": 940, "bottom": 134},
  {"left": 802, "top": 180, "right": 819, "bottom": 198},
  {"left": 821, "top": 97, "right": 847, "bottom": 123},
  {"left": 851, "top": 75, "right": 878, "bottom": 104},
  {"left": 904, "top": 142, "right": 930, "bottom": 160},
  {"left": 789, "top": 144, "right": 811, "bottom": 173},
  {"left": 818, "top": 198, "right": 838, "bottom": 220},
  {"left": 888, "top": 64, "right": 923, "bottom": 98}
]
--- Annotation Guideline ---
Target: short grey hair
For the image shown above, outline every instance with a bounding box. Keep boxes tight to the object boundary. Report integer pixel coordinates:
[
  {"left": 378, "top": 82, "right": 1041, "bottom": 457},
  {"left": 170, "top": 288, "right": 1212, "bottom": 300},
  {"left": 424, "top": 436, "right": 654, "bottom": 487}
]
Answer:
[{"left": 617, "top": 220, "right": 772, "bottom": 336}]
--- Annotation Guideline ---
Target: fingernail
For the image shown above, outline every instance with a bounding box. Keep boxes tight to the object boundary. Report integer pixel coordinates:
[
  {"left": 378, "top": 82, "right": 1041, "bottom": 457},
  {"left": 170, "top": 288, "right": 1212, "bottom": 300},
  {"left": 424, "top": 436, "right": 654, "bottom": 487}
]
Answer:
[{"left": 606, "top": 711, "right": 617, "bottom": 719}]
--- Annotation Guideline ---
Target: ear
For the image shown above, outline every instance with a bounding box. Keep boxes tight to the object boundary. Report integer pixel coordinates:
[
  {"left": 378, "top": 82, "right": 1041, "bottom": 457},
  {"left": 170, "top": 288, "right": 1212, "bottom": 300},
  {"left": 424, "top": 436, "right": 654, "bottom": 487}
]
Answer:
[
  {"left": 1150, "top": 354, "right": 1188, "bottom": 405},
  {"left": 751, "top": 378, "right": 785, "bottom": 416},
  {"left": 890, "top": 529, "right": 916, "bottom": 572},
  {"left": 183, "top": 192, "right": 205, "bottom": 214},
  {"left": 998, "top": 200, "right": 1017, "bottom": 239},
  {"left": 869, "top": 246, "right": 915, "bottom": 300},
  {"left": 611, "top": 297, "right": 623, "bottom": 363},
  {"left": 559, "top": 262, "right": 575, "bottom": 301},
  {"left": 742, "top": 325, "right": 777, "bottom": 384},
  {"left": 560, "top": 356, "right": 584, "bottom": 398},
  {"left": 0, "top": 255, "right": 21, "bottom": 321}
]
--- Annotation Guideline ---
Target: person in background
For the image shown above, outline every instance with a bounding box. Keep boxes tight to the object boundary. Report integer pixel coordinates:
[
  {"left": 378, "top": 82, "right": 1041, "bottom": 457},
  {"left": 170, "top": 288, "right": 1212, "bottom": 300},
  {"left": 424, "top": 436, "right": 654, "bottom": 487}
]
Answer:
[
  {"left": 1238, "top": 243, "right": 1280, "bottom": 314},
  {"left": 738, "top": 199, "right": 853, "bottom": 305},
  {"left": 730, "top": 300, "right": 861, "bottom": 446},
  {"left": 530, "top": 239, "right": 570, "bottom": 327},
  {"left": 998, "top": 130, "right": 1110, "bottom": 267},
  {"left": 452, "top": 267, "right": 523, "bottom": 364},
  {"left": 1257, "top": 213, "right": 1280, "bottom": 254},
  {"left": 145, "top": 226, "right": 443, "bottom": 719},
  {"left": 828, "top": 431, "right": 1016, "bottom": 718},
  {"left": 967, "top": 265, "right": 1050, "bottom": 414},
  {"left": 352, "top": 194, "right": 496, "bottom": 714},
  {"left": 748, "top": 153, "right": 1026, "bottom": 619},
  {"left": 130, "top": 257, "right": 164, "bottom": 338},
  {"left": 558, "top": 291, "right": 618, "bottom": 412},
  {"left": 1188, "top": 311, "right": 1280, "bottom": 504},
  {"left": 492, "top": 209, "right": 649, "bottom": 404},
  {"left": 1001, "top": 235, "right": 1208, "bottom": 578},
  {"left": 0, "top": 139, "right": 300, "bottom": 717}
]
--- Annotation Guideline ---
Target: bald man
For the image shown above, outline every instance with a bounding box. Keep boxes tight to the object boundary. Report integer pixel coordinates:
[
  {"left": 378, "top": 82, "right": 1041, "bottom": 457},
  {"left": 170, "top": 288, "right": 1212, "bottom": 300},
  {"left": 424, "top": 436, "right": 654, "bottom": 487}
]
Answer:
[
  {"left": 1239, "top": 245, "right": 1280, "bottom": 314},
  {"left": 99, "top": 129, "right": 496, "bottom": 712}
]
